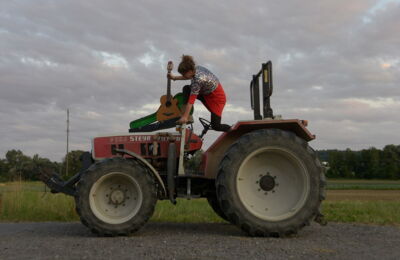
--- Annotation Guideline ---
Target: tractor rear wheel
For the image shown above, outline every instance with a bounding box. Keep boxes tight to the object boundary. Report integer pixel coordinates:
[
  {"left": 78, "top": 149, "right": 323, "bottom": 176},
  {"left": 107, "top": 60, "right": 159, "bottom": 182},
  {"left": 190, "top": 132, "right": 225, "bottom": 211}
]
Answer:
[
  {"left": 206, "top": 195, "right": 229, "bottom": 222},
  {"left": 75, "top": 158, "right": 157, "bottom": 236},
  {"left": 216, "top": 129, "right": 325, "bottom": 237}
]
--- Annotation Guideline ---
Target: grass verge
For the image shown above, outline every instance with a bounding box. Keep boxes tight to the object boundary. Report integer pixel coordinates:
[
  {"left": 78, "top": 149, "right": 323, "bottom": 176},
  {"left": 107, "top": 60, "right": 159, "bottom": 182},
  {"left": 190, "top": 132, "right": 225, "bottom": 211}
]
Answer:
[
  {"left": 1, "top": 181, "right": 399, "bottom": 225},
  {"left": 0, "top": 182, "right": 77, "bottom": 222},
  {"left": 323, "top": 201, "right": 400, "bottom": 226}
]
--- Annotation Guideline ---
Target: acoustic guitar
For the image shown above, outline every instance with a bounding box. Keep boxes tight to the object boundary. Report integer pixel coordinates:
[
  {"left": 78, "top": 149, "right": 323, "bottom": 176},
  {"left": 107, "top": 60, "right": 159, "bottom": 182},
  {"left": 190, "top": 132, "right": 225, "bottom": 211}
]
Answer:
[{"left": 156, "top": 61, "right": 182, "bottom": 122}]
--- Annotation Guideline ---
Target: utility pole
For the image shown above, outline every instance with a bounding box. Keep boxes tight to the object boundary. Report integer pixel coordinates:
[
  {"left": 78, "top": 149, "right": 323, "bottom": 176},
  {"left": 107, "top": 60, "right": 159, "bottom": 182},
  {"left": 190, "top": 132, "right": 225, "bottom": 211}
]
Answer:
[{"left": 66, "top": 109, "right": 69, "bottom": 177}]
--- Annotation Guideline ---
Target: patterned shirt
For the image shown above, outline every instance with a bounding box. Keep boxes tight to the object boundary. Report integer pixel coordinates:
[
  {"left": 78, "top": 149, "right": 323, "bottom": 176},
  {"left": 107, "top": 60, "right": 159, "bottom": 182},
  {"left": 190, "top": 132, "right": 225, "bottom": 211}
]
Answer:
[{"left": 190, "top": 66, "right": 220, "bottom": 96}]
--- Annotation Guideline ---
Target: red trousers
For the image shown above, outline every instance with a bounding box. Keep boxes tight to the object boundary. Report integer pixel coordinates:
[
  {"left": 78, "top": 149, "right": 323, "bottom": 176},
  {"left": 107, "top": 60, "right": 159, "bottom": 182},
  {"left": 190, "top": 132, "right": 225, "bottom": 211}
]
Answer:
[{"left": 189, "top": 83, "right": 226, "bottom": 117}]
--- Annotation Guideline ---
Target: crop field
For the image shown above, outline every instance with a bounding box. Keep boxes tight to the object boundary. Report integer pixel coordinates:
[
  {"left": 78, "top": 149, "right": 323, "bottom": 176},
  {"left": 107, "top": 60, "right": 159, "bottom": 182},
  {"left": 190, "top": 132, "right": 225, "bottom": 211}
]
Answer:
[
  {"left": 327, "top": 190, "right": 400, "bottom": 201},
  {"left": 327, "top": 179, "right": 400, "bottom": 190},
  {"left": 0, "top": 180, "right": 399, "bottom": 225}
]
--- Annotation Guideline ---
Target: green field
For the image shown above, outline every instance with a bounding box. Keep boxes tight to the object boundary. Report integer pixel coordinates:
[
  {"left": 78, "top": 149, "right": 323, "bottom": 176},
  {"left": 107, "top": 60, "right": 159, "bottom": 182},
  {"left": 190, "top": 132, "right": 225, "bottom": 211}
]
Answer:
[{"left": 0, "top": 181, "right": 399, "bottom": 225}]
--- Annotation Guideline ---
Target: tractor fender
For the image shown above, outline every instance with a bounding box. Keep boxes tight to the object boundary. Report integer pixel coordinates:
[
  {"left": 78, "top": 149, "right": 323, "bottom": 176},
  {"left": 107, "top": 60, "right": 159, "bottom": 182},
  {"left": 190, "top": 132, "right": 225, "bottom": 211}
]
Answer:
[
  {"left": 115, "top": 148, "right": 167, "bottom": 198},
  {"left": 202, "top": 119, "right": 316, "bottom": 179}
]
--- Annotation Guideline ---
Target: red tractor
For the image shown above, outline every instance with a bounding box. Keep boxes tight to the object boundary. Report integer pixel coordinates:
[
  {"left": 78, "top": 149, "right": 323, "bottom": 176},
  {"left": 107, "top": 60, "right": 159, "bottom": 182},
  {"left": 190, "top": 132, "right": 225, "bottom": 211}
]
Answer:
[{"left": 42, "top": 61, "right": 326, "bottom": 237}]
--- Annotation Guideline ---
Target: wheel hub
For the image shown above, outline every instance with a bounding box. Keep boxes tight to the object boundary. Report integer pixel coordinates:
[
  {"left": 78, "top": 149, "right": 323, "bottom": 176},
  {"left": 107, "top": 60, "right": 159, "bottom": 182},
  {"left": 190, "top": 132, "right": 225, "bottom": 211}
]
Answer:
[
  {"left": 259, "top": 175, "right": 275, "bottom": 191},
  {"left": 89, "top": 172, "right": 143, "bottom": 225},
  {"left": 110, "top": 189, "right": 125, "bottom": 205},
  {"left": 237, "top": 146, "right": 310, "bottom": 221}
]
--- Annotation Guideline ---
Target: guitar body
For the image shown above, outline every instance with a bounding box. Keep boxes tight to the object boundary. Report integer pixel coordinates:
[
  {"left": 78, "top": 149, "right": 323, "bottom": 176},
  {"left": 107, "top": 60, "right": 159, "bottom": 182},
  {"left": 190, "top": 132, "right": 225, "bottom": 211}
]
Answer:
[{"left": 156, "top": 95, "right": 181, "bottom": 121}]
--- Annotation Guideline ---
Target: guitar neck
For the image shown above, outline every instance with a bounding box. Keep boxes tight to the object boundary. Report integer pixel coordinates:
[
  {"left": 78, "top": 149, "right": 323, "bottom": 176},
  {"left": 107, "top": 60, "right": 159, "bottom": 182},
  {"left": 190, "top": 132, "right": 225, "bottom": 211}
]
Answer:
[
  {"left": 166, "top": 61, "right": 173, "bottom": 102},
  {"left": 167, "top": 78, "right": 171, "bottom": 101}
]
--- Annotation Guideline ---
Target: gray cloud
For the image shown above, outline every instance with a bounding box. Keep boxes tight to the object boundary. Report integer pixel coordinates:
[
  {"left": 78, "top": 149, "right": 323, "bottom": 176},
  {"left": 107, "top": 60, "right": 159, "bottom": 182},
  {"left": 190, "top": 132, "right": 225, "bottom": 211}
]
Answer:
[{"left": 0, "top": 0, "right": 399, "bottom": 161}]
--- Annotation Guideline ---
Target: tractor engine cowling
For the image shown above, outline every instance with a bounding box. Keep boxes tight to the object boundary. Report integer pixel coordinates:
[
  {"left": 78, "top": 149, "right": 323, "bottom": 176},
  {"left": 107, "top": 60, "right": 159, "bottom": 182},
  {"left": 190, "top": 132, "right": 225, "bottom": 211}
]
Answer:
[{"left": 91, "top": 129, "right": 202, "bottom": 163}]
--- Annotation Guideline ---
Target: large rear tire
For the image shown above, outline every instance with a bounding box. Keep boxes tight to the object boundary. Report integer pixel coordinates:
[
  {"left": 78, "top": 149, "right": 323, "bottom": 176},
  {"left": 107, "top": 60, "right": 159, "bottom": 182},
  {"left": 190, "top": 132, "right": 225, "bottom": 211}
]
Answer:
[
  {"left": 75, "top": 158, "right": 157, "bottom": 236},
  {"left": 216, "top": 129, "right": 325, "bottom": 237},
  {"left": 206, "top": 195, "right": 229, "bottom": 222}
]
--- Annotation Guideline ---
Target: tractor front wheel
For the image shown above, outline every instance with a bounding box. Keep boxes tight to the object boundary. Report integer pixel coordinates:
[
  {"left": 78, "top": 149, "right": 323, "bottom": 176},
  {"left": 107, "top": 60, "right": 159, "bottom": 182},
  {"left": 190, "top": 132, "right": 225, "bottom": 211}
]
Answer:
[{"left": 75, "top": 158, "right": 157, "bottom": 236}]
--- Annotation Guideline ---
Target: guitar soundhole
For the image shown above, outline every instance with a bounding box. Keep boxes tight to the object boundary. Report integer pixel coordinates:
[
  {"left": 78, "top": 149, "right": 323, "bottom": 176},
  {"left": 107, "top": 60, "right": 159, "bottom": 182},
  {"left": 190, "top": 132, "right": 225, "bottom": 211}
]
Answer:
[{"left": 166, "top": 101, "right": 172, "bottom": 107}]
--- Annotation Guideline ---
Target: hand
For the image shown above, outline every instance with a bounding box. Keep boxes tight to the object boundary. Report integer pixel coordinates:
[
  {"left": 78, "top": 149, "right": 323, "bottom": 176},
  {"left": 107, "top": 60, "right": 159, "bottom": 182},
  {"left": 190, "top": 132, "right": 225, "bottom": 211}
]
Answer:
[
  {"left": 167, "top": 73, "right": 174, "bottom": 80},
  {"left": 177, "top": 115, "right": 188, "bottom": 125}
]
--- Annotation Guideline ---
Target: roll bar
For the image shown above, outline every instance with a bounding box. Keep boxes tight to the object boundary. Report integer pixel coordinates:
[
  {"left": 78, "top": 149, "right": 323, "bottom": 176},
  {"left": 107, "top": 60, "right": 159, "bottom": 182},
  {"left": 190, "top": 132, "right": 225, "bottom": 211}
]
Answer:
[{"left": 250, "top": 61, "right": 274, "bottom": 119}]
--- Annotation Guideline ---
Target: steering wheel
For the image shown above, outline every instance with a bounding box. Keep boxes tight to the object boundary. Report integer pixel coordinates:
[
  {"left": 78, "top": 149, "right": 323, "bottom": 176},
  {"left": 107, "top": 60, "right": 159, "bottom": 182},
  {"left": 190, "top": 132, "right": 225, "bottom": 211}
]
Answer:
[{"left": 199, "top": 117, "right": 211, "bottom": 129}]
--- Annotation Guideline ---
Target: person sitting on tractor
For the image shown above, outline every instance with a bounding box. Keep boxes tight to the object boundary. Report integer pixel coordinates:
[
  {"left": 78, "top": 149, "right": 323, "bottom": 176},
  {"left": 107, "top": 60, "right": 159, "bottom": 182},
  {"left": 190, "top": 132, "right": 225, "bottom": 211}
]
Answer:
[{"left": 167, "top": 55, "right": 231, "bottom": 132}]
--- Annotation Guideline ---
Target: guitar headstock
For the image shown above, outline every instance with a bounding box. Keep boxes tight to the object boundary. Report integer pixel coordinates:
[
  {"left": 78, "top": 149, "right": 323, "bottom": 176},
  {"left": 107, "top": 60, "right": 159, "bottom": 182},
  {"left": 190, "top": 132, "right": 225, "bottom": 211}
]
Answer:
[{"left": 167, "top": 61, "right": 174, "bottom": 73}]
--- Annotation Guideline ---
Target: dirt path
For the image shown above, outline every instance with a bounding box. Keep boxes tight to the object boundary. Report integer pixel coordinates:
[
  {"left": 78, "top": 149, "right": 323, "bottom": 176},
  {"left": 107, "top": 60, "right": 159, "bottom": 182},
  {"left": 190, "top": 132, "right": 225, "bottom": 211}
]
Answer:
[{"left": 0, "top": 222, "right": 399, "bottom": 259}]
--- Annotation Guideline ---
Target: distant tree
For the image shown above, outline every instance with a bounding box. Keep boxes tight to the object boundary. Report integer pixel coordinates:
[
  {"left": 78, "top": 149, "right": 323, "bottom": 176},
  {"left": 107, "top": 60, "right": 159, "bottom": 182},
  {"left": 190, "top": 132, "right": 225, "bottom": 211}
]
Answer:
[
  {"left": 336, "top": 148, "right": 353, "bottom": 178},
  {"left": 358, "top": 148, "right": 381, "bottom": 179},
  {"left": 381, "top": 145, "right": 400, "bottom": 179},
  {"left": 326, "top": 150, "right": 344, "bottom": 178},
  {"left": 317, "top": 150, "right": 329, "bottom": 162},
  {"left": 321, "top": 146, "right": 400, "bottom": 180},
  {"left": 0, "top": 159, "right": 10, "bottom": 182},
  {"left": 61, "top": 150, "right": 86, "bottom": 179},
  {"left": 5, "top": 150, "right": 32, "bottom": 181},
  {"left": 30, "top": 154, "right": 60, "bottom": 181},
  {"left": 0, "top": 150, "right": 60, "bottom": 182},
  {"left": 352, "top": 151, "right": 364, "bottom": 179}
]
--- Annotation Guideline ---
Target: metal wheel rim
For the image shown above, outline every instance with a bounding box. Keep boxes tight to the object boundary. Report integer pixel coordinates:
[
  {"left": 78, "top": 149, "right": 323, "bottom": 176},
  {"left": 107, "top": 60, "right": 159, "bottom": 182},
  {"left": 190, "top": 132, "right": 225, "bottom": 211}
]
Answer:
[
  {"left": 89, "top": 172, "right": 143, "bottom": 224},
  {"left": 236, "top": 146, "right": 310, "bottom": 221}
]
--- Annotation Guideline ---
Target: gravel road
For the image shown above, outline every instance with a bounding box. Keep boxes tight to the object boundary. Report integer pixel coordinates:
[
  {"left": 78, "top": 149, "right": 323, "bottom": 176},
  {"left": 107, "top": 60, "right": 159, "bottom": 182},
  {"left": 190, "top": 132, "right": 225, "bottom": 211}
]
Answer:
[{"left": 0, "top": 222, "right": 399, "bottom": 260}]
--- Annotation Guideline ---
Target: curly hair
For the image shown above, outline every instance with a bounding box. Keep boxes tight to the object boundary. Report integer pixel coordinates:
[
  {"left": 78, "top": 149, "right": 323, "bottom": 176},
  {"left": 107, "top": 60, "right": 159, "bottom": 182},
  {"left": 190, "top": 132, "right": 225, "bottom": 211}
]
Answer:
[{"left": 178, "top": 55, "right": 196, "bottom": 75}]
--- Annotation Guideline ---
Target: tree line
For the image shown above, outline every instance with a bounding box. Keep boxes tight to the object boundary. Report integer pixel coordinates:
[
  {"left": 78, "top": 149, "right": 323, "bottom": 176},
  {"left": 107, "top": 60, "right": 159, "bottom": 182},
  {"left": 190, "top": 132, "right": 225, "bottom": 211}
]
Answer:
[
  {"left": 318, "top": 145, "right": 400, "bottom": 179},
  {"left": 0, "top": 149, "right": 84, "bottom": 182},
  {"left": 1, "top": 145, "right": 399, "bottom": 182}
]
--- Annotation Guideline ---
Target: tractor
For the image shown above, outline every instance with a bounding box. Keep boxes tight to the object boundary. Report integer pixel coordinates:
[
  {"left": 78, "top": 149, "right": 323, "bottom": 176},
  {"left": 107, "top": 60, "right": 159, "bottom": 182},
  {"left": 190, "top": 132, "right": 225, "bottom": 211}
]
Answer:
[{"left": 41, "top": 61, "right": 326, "bottom": 237}]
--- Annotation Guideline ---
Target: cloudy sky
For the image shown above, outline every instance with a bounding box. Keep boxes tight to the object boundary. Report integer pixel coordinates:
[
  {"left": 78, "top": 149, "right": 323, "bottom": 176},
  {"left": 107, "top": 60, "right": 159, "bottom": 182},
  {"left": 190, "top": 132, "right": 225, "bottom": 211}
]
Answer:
[{"left": 1, "top": 0, "right": 399, "bottom": 161}]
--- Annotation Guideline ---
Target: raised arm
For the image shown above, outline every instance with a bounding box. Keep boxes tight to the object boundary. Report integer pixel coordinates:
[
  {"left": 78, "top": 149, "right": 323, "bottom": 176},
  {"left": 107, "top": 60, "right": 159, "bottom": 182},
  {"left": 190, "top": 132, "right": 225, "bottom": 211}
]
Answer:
[{"left": 167, "top": 74, "right": 188, "bottom": 81}]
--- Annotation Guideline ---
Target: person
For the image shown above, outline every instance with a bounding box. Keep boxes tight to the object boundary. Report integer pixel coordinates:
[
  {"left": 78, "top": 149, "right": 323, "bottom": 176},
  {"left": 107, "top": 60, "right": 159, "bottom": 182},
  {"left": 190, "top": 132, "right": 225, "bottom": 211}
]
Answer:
[{"left": 167, "top": 55, "right": 231, "bottom": 132}]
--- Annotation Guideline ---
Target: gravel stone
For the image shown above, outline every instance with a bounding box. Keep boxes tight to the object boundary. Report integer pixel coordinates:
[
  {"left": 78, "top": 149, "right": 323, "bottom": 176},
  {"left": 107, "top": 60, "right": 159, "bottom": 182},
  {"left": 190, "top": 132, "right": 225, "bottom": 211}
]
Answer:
[{"left": 0, "top": 222, "right": 399, "bottom": 259}]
